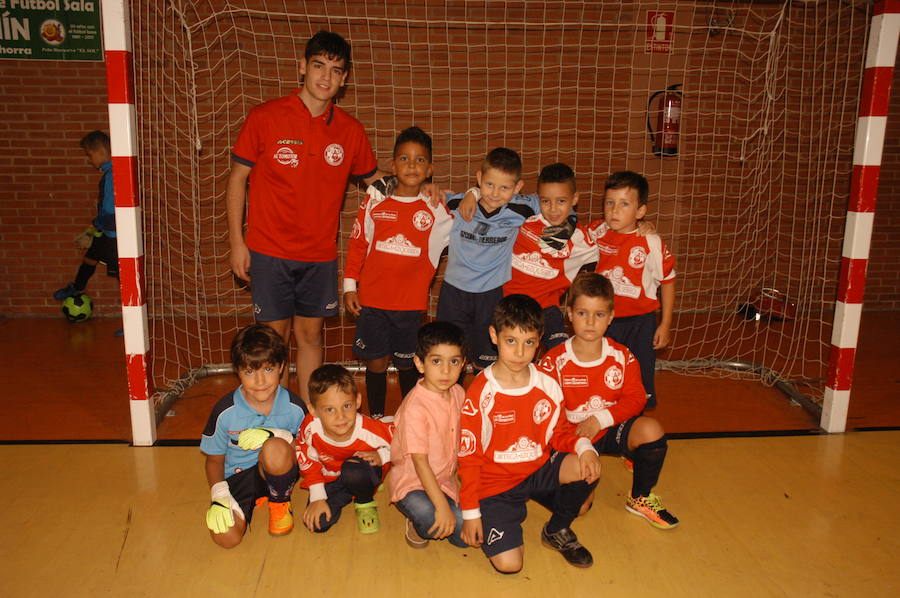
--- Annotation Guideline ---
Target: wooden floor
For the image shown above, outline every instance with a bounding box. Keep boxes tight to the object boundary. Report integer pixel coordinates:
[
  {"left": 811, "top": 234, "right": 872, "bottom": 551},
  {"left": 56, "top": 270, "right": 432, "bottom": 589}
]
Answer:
[{"left": 0, "top": 432, "right": 896, "bottom": 596}]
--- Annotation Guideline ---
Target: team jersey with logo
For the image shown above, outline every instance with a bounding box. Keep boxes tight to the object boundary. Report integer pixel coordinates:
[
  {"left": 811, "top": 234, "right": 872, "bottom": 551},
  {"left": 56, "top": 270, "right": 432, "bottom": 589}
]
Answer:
[
  {"left": 503, "top": 215, "right": 597, "bottom": 308},
  {"left": 200, "top": 386, "right": 307, "bottom": 478},
  {"left": 295, "top": 413, "right": 393, "bottom": 502},
  {"left": 231, "top": 91, "right": 378, "bottom": 262},
  {"left": 443, "top": 193, "right": 540, "bottom": 293},
  {"left": 538, "top": 337, "right": 647, "bottom": 440},
  {"left": 457, "top": 364, "right": 595, "bottom": 517},
  {"left": 587, "top": 220, "right": 676, "bottom": 317},
  {"left": 343, "top": 185, "right": 453, "bottom": 311}
]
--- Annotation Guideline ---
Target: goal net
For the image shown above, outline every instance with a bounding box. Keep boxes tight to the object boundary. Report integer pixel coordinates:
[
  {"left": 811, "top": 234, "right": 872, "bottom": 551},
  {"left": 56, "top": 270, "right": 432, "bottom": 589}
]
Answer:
[{"left": 131, "top": 1, "right": 871, "bottom": 415}]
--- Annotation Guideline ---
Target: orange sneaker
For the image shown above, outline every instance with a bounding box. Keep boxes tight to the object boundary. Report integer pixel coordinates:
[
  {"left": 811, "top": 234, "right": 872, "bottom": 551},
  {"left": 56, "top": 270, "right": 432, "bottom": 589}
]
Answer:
[
  {"left": 268, "top": 500, "right": 294, "bottom": 536},
  {"left": 625, "top": 493, "right": 679, "bottom": 530}
]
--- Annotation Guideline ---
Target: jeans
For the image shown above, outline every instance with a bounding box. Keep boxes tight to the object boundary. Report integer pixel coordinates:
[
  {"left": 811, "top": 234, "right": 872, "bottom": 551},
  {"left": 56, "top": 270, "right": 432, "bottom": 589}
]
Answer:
[{"left": 395, "top": 490, "right": 467, "bottom": 548}]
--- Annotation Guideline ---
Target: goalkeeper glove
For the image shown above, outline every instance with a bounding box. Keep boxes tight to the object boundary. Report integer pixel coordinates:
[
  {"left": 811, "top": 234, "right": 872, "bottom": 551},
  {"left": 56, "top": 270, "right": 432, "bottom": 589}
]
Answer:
[
  {"left": 237, "top": 427, "right": 293, "bottom": 450},
  {"left": 74, "top": 227, "right": 99, "bottom": 250},
  {"left": 205, "top": 481, "right": 239, "bottom": 534}
]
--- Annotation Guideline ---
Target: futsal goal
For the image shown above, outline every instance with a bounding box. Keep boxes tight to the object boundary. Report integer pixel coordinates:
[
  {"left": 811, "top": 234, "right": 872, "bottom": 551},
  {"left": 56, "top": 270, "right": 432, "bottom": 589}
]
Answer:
[{"left": 122, "top": 1, "right": 878, "bottom": 437}]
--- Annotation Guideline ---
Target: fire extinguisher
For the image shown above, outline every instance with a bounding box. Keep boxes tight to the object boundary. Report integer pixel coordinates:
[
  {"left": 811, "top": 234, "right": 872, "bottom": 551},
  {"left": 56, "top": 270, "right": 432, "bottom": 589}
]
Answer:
[{"left": 647, "top": 83, "right": 683, "bottom": 157}]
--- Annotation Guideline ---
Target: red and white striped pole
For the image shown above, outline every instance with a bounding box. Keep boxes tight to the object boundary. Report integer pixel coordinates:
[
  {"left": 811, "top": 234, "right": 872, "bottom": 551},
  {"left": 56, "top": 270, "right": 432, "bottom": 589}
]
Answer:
[
  {"left": 102, "top": 0, "right": 155, "bottom": 445},
  {"left": 822, "top": 0, "right": 899, "bottom": 433}
]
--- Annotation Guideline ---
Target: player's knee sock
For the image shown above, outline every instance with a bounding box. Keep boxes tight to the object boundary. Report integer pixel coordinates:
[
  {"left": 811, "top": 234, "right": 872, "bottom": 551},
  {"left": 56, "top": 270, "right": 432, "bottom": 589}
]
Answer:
[
  {"left": 631, "top": 437, "right": 668, "bottom": 498},
  {"left": 365, "top": 370, "right": 387, "bottom": 417},
  {"left": 397, "top": 367, "right": 419, "bottom": 398},
  {"left": 73, "top": 263, "right": 96, "bottom": 290},
  {"left": 265, "top": 467, "right": 299, "bottom": 503},
  {"left": 547, "top": 479, "right": 596, "bottom": 533},
  {"left": 341, "top": 456, "right": 380, "bottom": 504}
]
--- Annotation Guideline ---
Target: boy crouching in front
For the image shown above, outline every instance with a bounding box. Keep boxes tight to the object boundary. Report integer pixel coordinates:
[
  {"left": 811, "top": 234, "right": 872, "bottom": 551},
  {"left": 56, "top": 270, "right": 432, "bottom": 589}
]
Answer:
[
  {"left": 458, "top": 294, "right": 602, "bottom": 573},
  {"left": 297, "top": 364, "right": 393, "bottom": 534},
  {"left": 201, "top": 324, "right": 308, "bottom": 547}
]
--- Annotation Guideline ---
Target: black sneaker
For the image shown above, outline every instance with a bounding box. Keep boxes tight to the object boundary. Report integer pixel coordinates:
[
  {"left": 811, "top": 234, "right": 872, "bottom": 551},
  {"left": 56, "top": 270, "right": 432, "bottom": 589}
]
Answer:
[
  {"left": 53, "top": 283, "right": 78, "bottom": 301},
  {"left": 541, "top": 524, "right": 593, "bottom": 568}
]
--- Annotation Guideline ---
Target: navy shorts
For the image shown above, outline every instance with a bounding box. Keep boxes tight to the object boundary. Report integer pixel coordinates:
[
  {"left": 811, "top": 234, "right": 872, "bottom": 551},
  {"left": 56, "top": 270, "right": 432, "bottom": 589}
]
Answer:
[
  {"left": 606, "top": 312, "right": 657, "bottom": 407},
  {"left": 249, "top": 250, "right": 338, "bottom": 321},
  {"left": 437, "top": 282, "right": 503, "bottom": 369},
  {"left": 352, "top": 306, "right": 422, "bottom": 368},
  {"left": 225, "top": 462, "right": 299, "bottom": 524},
  {"left": 542, "top": 305, "right": 568, "bottom": 350},
  {"left": 478, "top": 452, "right": 566, "bottom": 557},
  {"left": 592, "top": 416, "right": 639, "bottom": 458},
  {"left": 85, "top": 234, "right": 119, "bottom": 277}
]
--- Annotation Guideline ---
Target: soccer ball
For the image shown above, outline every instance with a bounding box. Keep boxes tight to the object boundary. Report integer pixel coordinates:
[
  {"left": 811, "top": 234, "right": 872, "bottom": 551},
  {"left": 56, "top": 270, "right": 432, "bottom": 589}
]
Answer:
[{"left": 62, "top": 293, "right": 93, "bottom": 322}]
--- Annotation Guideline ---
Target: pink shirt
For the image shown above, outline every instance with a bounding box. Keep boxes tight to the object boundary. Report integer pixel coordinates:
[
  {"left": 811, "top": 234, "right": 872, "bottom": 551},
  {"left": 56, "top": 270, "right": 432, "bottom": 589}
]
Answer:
[{"left": 390, "top": 381, "right": 464, "bottom": 503}]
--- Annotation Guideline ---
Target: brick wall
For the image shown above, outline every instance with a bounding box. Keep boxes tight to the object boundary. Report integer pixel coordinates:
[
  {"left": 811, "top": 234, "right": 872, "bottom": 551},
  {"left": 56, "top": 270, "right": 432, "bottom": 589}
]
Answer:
[
  {"left": 1, "top": 2, "right": 897, "bottom": 322},
  {"left": 0, "top": 59, "right": 121, "bottom": 317}
]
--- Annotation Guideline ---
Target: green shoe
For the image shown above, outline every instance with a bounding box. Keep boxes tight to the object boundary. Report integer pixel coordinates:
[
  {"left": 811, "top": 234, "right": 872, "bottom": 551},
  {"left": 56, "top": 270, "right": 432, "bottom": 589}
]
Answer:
[{"left": 354, "top": 500, "right": 380, "bottom": 534}]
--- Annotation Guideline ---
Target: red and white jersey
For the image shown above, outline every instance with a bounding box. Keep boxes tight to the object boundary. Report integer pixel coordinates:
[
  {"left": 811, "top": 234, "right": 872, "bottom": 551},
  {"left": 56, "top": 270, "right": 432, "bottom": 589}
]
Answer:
[
  {"left": 343, "top": 185, "right": 452, "bottom": 311},
  {"left": 503, "top": 215, "right": 597, "bottom": 308},
  {"left": 457, "top": 364, "right": 595, "bottom": 517},
  {"left": 295, "top": 413, "right": 393, "bottom": 502},
  {"left": 587, "top": 219, "right": 675, "bottom": 317},
  {"left": 538, "top": 337, "right": 646, "bottom": 441},
  {"left": 231, "top": 91, "right": 378, "bottom": 262}
]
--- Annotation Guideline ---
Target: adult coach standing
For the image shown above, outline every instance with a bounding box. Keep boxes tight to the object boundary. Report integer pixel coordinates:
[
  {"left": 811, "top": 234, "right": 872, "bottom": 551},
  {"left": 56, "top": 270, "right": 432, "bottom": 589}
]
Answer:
[{"left": 227, "top": 31, "right": 386, "bottom": 407}]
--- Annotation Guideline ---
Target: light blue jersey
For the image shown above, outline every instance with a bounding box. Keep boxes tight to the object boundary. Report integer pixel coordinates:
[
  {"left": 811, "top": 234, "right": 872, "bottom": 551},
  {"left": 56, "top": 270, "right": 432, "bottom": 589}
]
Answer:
[{"left": 443, "top": 193, "right": 539, "bottom": 293}]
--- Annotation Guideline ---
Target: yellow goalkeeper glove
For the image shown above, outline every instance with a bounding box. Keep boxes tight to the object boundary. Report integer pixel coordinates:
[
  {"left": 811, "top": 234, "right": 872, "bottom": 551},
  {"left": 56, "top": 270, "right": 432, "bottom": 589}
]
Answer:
[
  {"left": 236, "top": 427, "right": 293, "bottom": 450},
  {"left": 205, "top": 481, "right": 240, "bottom": 534}
]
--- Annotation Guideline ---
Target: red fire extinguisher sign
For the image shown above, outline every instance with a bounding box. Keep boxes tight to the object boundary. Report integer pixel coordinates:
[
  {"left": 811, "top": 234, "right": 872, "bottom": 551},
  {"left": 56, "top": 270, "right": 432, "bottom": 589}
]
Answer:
[{"left": 646, "top": 11, "right": 675, "bottom": 54}]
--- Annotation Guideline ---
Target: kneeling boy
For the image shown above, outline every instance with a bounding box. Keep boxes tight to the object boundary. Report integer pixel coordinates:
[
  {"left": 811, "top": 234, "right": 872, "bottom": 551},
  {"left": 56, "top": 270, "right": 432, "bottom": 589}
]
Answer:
[
  {"left": 297, "top": 364, "right": 393, "bottom": 534},
  {"left": 201, "top": 324, "right": 308, "bottom": 548},
  {"left": 459, "top": 295, "right": 601, "bottom": 573}
]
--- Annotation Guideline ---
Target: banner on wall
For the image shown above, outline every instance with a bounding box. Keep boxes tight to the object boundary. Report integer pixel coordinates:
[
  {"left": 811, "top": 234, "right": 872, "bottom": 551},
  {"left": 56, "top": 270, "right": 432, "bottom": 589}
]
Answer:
[{"left": 0, "top": 1, "right": 102, "bottom": 61}]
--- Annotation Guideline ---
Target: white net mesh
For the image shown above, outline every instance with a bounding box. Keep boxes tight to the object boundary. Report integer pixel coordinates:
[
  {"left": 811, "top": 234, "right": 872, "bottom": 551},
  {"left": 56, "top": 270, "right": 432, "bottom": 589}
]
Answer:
[{"left": 132, "top": 1, "right": 870, "bottom": 408}]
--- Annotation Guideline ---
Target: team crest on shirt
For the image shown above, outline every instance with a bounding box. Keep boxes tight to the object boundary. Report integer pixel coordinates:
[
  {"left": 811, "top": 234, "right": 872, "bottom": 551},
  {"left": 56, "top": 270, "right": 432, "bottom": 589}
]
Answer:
[
  {"left": 412, "top": 210, "right": 433, "bottom": 231},
  {"left": 274, "top": 146, "right": 299, "bottom": 168},
  {"left": 629, "top": 246, "right": 647, "bottom": 268},
  {"left": 604, "top": 365, "right": 624, "bottom": 390},
  {"left": 324, "top": 143, "right": 344, "bottom": 166},
  {"left": 532, "top": 399, "right": 552, "bottom": 424},
  {"left": 459, "top": 429, "right": 477, "bottom": 457}
]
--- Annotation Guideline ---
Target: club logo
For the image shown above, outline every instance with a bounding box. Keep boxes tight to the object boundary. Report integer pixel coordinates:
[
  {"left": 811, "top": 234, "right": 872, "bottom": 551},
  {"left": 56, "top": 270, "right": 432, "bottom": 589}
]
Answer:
[
  {"left": 629, "top": 246, "right": 647, "bottom": 268},
  {"left": 412, "top": 210, "right": 434, "bottom": 231},
  {"left": 533, "top": 399, "right": 552, "bottom": 424},
  {"left": 461, "top": 398, "right": 478, "bottom": 416},
  {"left": 324, "top": 143, "right": 344, "bottom": 166},
  {"left": 274, "top": 147, "right": 299, "bottom": 168},
  {"left": 458, "top": 429, "right": 476, "bottom": 457},
  {"left": 604, "top": 365, "right": 624, "bottom": 389},
  {"left": 351, "top": 220, "right": 361, "bottom": 239}
]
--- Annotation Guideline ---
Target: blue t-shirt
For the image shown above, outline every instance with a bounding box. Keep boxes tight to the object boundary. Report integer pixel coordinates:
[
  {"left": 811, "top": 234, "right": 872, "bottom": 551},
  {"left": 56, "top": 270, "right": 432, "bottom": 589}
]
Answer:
[
  {"left": 443, "top": 192, "right": 539, "bottom": 293},
  {"left": 200, "top": 385, "right": 307, "bottom": 478},
  {"left": 93, "top": 160, "right": 116, "bottom": 238}
]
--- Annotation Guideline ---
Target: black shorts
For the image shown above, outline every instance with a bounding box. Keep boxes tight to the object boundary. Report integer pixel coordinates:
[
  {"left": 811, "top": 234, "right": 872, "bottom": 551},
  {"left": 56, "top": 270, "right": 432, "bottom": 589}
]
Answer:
[
  {"left": 85, "top": 234, "right": 119, "bottom": 277},
  {"left": 248, "top": 250, "right": 338, "bottom": 321},
  {"left": 225, "top": 466, "right": 270, "bottom": 524},
  {"left": 592, "top": 416, "right": 639, "bottom": 458},
  {"left": 606, "top": 312, "right": 657, "bottom": 405},
  {"left": 352, "top": 306, "right": 422, "bottom": 368},
  {"left": 542, "top": 305, "right": 568, "bottom": 350},
  {"left": 478, "top": 452, "right": 566, "bottom": 557},
  {"left": 436, "top": 282, "right": 503, "bottom": 369},
  {"left": 310, "top": 462, "right": 383, "bottom": 533}
]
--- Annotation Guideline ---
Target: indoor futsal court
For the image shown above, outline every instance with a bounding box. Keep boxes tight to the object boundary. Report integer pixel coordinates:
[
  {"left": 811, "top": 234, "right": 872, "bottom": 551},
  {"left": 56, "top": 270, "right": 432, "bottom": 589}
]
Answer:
[{"left": 1, "top": 1, "right": 898, "bottom": 596}]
